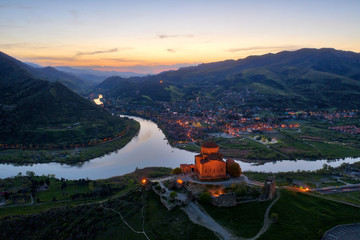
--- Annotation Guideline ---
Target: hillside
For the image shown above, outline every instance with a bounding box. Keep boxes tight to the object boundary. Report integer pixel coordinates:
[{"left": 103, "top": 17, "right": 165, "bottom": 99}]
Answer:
[
  {"left": 97, "top": 48, "right": 360, "bottom": 109},
  {"left": 0, "top": 51, "right": 135, "bottom": 148},
  {"left": 27, "top": 66, "right": 89, "bottom": 94},
  {"left": 2, "top": 53, "right": 89, "bottom": 94}
]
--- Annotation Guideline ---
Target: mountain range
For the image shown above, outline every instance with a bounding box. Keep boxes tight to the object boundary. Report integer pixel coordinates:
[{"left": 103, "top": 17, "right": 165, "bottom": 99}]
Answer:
[
  {"left": 53, "top": 66, "right": 146, "bottom": 83},
  {"left": 97, "top": 48, "right": 360, "bottom": 109}
]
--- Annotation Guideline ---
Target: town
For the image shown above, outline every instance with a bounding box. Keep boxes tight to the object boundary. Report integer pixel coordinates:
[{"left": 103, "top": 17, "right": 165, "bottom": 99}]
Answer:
[
  {"left": 94, "top": 90, "right": 360, "bottom": 161},
  {"left": 98, "top": 90, "right": 359, "bottom": 144}
]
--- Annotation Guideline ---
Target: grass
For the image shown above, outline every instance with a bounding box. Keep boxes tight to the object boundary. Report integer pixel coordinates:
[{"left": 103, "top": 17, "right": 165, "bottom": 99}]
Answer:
[
  {"left": 244, "top": 171, "right": 330, "bottom": 183},
  {"left": 0, "top": 198, "right": 106, "bottom": 219},
  {"left": 258, "top": 190, "right": 360, "bottom": 240},
  {"left": 0, "top": 190, "right": 217, "bottom": 240},
  {"left": 36, "top": 179, "right": 90, "bottom": 202},
  {"left": 340, "top": 177, "right": 360, "bottom": 184},
  {"left": 200, "top": 200, "right": 272, "bottom": 238},
  {"left": 178, "top": 143, "right": 201, "bottom": 152},
  {"left": 311, "top": 141, "right": 360, "bottom": 159},
  {"left": 229, "top": 120, "right": 360, "bottom": 161},
  {"left": 325, "top": 191, "right": 360, "bottom": 205},
  {"left": 318, "top": 181, "right": 346, "bottom": 188},
  {"left": 214, "top": 137, "right": 285, "bottom": 160},
  {"left": 144, "top": 191, "right": 217, "bottom": 240}
]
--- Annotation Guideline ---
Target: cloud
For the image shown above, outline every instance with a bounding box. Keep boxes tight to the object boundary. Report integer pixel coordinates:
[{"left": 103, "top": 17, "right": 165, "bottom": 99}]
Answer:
[
  {"left": 158, "top": 34, "right": 194, "bottom": 39},
  {"left": 76, "top": 48, "right": 118, "bottom": 56},
  {"left": 25, "top": 56, "right": 75, "bottom": 61},
  {"left": 69, "top": 10, "right": 78, "bottom": 18},
  {"left": 100, "top": 58, "right": 144, "bottom": 64},
  {"left": 229, "top": 45, "right": 299, "bottom": 53},
  {"left": 69, "top": 10, "right": 79, "bottom": 24},
  {"left": 166, "top": 48, "right": 177, "bottom": 53},
  {"left": 0, "top": 43, "right": 44, "bottom": 49}
]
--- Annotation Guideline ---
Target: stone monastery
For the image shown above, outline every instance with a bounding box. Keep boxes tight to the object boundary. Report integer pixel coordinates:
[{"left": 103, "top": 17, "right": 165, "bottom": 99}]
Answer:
[{"left": 180, "top": 141, "right": 235, "bottom": 180}]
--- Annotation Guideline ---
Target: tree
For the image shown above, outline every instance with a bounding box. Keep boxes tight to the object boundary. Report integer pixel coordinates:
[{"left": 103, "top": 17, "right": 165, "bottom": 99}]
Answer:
[
  {"left": 45, "top": 178, "right": 50, "bottom": 185},
  {"left": 228, "top": 163, "right": 242, "bottom": 177},
  {"left": 89, "top": 181, "right": 94, "bottom": 192},
  {"left": 171, "top": 167, "right": 182, "bottom": 175},
  {"left": 170, "top": 191, "right": 177, "bottom": 199},
  {"left": 26, "top": 171, "right": 35, "bottom": 178},
  {"left": 60, "top": 182, "right": 67, "bottom": 190},
  {"left": 271, "top": 213, "right": 279, "bottom": 223},
  {"left": 199, "top": 192, "right": 211, "bottom": 203}
]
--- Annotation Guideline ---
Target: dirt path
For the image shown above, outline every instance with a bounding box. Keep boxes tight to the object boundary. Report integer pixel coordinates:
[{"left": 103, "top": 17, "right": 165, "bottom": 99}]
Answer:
[
  {"left": 100, "top": 191, "right": 150, "bottom": 240},
  {"left": 245, "top": 191, "right": 280, "bottom": 240}
]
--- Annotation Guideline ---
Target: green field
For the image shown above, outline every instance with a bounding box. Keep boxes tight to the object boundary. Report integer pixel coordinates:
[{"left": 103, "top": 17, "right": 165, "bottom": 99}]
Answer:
[
  {"left": 186, "top": 119, "right": 360, "bottom": 162},
  {"left": 200, "top": 200, "right": 272, "bottom": 238},
  {"left": 258, "top": 190, "right": 360, "bottom": 240},
  {"left": 325, "top": 191, "right": 360, "bottom": 205},
  {"left": 36, "top": 179, "right": 90, "bottom": 202}
]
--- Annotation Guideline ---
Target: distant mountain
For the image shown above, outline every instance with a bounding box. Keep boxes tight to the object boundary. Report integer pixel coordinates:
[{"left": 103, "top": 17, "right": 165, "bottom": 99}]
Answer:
[
  {"left": 0, "top": 51, "right": 130, "bottom": 146},
  {"left": 27, "top": 66, "right": 89, "bottom": 94},
  {"left": 54, "top": 66, "right": 146, "bottom": 83},
  {"left": 24, "top": 62, "right": 43, "bottom": 68},
  {"left": 20, "top": 60, "right": 88, "bottom": 94},
  {"left": 97, "top": 48, "right": 360, "bottom": 109}
]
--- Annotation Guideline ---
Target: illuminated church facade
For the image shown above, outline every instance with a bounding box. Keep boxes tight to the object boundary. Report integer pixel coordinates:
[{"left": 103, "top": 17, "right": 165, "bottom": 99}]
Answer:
[{"left": 180, "top": 142, "right": 231, "bottom": 180}]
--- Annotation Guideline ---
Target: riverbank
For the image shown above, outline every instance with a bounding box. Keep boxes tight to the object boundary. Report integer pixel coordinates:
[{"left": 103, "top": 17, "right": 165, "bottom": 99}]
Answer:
[
  {"left": 0, "top": 118, "right": 140, "bottom": 165},
  {"left": 175, "top": 123, "right": 360, "bottom": 164},
  {"left": 1, "top": 116, "right": 360, "bottom": 180}
]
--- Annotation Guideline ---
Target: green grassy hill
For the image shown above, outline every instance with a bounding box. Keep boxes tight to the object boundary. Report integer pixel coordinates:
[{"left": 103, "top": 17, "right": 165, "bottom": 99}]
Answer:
[{"left": 0, "top": 51, "right": 133, "bottom": 148}]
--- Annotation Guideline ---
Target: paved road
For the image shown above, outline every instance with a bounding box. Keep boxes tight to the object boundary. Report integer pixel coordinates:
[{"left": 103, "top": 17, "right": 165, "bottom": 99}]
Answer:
[
  {"left": 183, "top": 202, "right": 236, "bottom": 240},
  {"left": 177, "top": 174, "right": 264, "bottom": 187},
  {"left": 183, "top": 192, "right": 280, "bottom": 240},
  {"left": 314, "top": 183, "right": 360, "bottom": 194}
]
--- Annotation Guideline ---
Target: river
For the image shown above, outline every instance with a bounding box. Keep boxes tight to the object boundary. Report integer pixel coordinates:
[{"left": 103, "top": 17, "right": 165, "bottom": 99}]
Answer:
[{"left": 0, "top": 116, "right": 359, "bottom": 179}]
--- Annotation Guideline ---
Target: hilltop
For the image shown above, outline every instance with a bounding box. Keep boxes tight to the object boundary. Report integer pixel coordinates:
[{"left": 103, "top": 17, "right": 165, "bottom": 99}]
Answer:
[{"left": 97, "top": 48, "right": 360, "bottom": 109}]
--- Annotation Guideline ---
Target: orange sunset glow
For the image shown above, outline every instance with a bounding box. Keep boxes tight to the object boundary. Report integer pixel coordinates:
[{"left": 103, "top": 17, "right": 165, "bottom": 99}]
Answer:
[{"left": 1, "top": 1, "right": 359, "bottom": 74}]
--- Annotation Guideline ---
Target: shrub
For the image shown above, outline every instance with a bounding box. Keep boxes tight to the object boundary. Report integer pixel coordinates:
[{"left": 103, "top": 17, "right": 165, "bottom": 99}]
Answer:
[
  {"left": 199, "top": 192, "right": 211, "bottom": 203},
  {"left": 170, "top": 191, "right": 177, "bottom": 199},
  {"left": 172, "top": 167, "right": 182, "bottom": 175},
  {"left": 228, "top": 163, "right": 242, "bottom": 177}
]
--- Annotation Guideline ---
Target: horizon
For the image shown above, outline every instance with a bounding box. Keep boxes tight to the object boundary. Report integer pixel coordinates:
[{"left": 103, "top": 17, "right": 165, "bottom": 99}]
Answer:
[
  {"left": 4, "top": 47, "right": 359, "bottom": 75},
  {"left": 1, "top": 0, "right": 360, "bottom": 74}
]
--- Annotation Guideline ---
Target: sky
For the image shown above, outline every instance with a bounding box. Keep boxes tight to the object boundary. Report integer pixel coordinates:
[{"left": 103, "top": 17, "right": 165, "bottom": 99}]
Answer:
[{"left": 1, "top": 0, "right": 360, "bottom": 74}]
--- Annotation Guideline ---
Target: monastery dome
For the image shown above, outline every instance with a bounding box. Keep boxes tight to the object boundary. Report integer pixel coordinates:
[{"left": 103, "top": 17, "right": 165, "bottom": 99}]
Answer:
[
  {"left": 201, "top": 141, "right": 219, "bottom": 148},
  {"left": 201, "top": 141, "right": 219, "bottom": 155}
]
